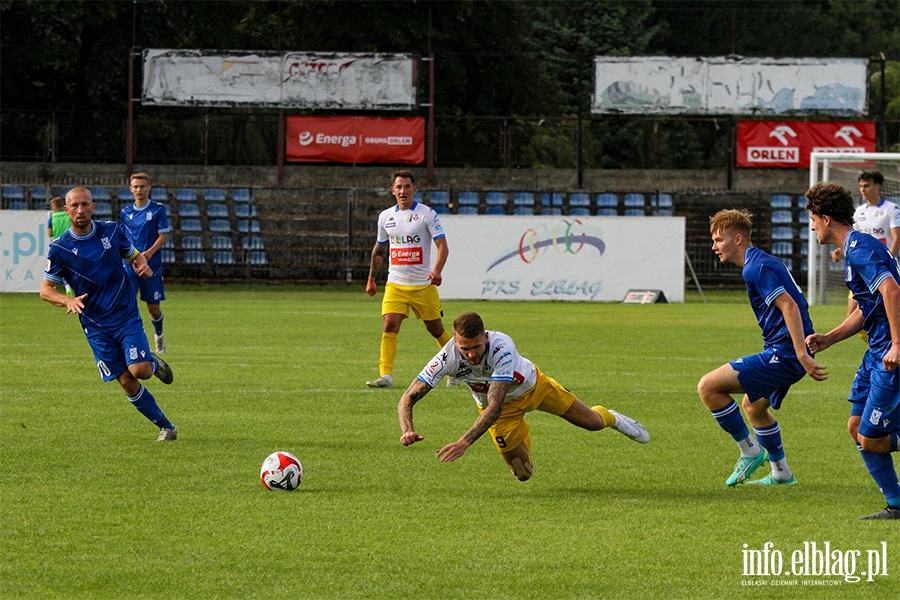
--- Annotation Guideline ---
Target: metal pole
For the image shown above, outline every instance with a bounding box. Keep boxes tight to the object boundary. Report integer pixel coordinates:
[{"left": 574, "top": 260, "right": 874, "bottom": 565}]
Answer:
[
  {"left": 427, "top": 55, "right": 435, "bottom": 187},
  {"left": 277, "top": 109, "right": 285, "bottom": 186},
  {"left": 126, "top": 49, "right": 134, "bottom": 177}
]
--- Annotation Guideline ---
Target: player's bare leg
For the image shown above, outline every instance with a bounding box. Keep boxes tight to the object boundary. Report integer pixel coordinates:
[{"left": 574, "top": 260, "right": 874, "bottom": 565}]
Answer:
[
  {"left": 501, "top": 441, "right": 534, "bottom": 482},
  {"left": 560, "top": 398, "right": 650, "bottom": 443}
]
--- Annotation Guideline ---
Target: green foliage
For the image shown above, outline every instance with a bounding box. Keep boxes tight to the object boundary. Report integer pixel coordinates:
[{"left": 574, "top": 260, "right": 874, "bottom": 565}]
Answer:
[{"left": 2, "top": 287, "right": 899, "bottom": 598}]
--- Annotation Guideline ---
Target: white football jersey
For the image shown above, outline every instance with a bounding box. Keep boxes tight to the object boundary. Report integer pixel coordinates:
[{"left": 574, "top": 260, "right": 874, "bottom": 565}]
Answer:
[
  {"left": 375, "top": 201, "right": 445, "bottom": 286},
  {"left": 853, "top": 199, "right": 900, "bottom": 250},
  {"left": 417, "top": 330, "right": 538, "bottom": 409}
]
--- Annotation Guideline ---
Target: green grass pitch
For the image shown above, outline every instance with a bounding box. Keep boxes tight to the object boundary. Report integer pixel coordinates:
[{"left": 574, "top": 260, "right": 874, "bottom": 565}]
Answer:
[{"left": 1, "top": 286, "right": 898, "bottom": 599}]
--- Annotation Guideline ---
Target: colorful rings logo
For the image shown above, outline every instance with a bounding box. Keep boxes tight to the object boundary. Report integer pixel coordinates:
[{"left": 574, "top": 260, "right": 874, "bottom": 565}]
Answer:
[{"left": 487, "top": 220, "right": 605, "bottom": 272}]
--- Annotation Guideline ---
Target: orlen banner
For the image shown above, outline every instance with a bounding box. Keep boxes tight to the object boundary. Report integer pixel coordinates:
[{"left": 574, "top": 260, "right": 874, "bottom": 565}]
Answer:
[
  {"left": 286, "top": 116, "right": 424, "bottom": 164},
  {"left": 0, "top": 210, "right": 49, "bottom": 292},
  {"left": 737, "top": 121, "right": 875, "bottom": 168},
  {"left": 437, "top": 215, "right": 685, "bottom": 302}
]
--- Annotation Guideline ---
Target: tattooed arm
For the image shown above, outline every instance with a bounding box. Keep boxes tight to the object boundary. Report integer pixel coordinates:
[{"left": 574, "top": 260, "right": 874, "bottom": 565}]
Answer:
[
  {"left": 366, "top": 242, "right": 388, "bottom": 296},
  {"left": 398, "top": 378, "right": 432, "bottom": 446},
  {"left": 436, "top": 381, "right": 509, "bottom": 463}
]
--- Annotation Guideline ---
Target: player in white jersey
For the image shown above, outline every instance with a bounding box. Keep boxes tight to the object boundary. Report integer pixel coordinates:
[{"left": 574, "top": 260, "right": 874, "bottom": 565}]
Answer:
[
  {"left": 831, "top": 170, "right": 900, "bottom": 327},
  {"left": 398, "top": 312, "right": 649, "bottom": 481},
  {"left": 365, "top": 170, "right": 452, "bottom": 389}
]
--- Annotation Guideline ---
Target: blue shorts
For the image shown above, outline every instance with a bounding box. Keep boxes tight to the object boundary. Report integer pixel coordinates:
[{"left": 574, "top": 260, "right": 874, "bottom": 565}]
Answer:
[
  {"left": 729, "top": 348, "right": 806, "bottom": 409},
  {"left": 848, "top": 350, "right": 900, "bottom": 438},
  {"left": 126, "top": 266, "right": 165, "bottom": 304},
  {"left": 84, "top": 318, "right": 154, "bottom": 382}
]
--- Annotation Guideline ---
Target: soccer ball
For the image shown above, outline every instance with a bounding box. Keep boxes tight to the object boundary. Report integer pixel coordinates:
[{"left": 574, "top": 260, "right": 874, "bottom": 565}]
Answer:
[{"left": 260, "top": 451, "right": 303, "bottom": 491}]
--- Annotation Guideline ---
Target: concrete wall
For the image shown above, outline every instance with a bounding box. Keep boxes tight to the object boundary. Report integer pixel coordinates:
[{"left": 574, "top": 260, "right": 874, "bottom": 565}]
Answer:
[{"left": 1, "top": 161, "right": 812, "bottom": 194}]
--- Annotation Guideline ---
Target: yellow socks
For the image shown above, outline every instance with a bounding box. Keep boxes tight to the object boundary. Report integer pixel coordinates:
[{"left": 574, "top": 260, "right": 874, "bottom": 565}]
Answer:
[
  {"left": 379, "top": 332, "right": 398, "bottom": 376},
  {"left": 436, "top": 329, "right": 452, "bottom": 348},
  {"left": 591, "top": 405, "right": 616, "bottom": 428}
]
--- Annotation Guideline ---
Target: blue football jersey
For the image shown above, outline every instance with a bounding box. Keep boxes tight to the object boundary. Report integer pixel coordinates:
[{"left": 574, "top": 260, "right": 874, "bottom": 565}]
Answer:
[
  {"left": 120, "top": 200, "right": 169, "bottom": 272},
  {"left": 742, "top": 246, "right": 814, "bottom": 358},
  {"left": 845, "top": 229, "right": 900, "bottom": 358},
  {"left": 44, "top": 220, "right": 141, "bottom": 329}
]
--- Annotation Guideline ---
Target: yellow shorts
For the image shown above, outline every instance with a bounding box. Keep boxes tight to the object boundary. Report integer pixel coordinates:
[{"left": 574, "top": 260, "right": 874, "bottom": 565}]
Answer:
[
  {"left": 481, "top": 366, "right": 576, "bottom": 454},
  {"left": 382, "top": 282, "right": 444, "bottom": 321}
]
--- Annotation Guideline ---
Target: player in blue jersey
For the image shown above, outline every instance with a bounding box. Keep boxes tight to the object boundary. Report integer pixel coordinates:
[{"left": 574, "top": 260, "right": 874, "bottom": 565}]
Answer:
[
  {"left": 41, "top": 187, "right": 178, "bottom": 442},
  {"left": 804, "top": 182, "right": 900, "bottom": 520},
  {"left": 120, "top": 173, "right": 169, "bottom": 354},
  {"left": 698, "top": 209, "right": 828, "bottom": 487}
]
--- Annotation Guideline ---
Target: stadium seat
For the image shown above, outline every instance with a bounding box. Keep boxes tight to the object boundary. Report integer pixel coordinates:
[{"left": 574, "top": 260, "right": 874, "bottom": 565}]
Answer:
[
  {"left": 235, "top": 204, "right": 257, "bottom": 219},
  {"left": 513, "top": 192, "right": 535, "bottom": 207},
  {"left": 176, "top": 189, "right": 197, "bottom": 203},
  {"left": 5, "top": 201, "right": 28, "bottom": 210},
  {"left": 485, "top": 193, "right": 507, "bottom": 213},
  {"left": 541, "top": 208, "right": 563, "bottom": 215},
  {"left": 570, "top": 207, "right": 590, "bottom": 216},
  {"left": 205, "top": 189, "right": 226, "bottom": 203},
  {"left": 180, "top": 219, "right": 202, "bottom": 233},
  {"left": 94, "top": 202, "right": 113, "bottom": 218},
  {"left": 458, "top": 192, "right": 479, "bottom": 207},
  {"left": 413, "top": 192, "right": 423, "bottom": 203},
  {"left": 596, "top": 193, "right": 618, "bottom": 209},
  {"left": 179, "top": 203, "right": 200, "bottom": 218},
  {"left": 2, "top": 186, "right": 25, "bottom": 202},
  {"left": 433, "top": 206, "right": 450, "bottom": 215},
  {"left": 457, "top": 206, "right": 478, "bottom": 215},
  {"left": 211, "top": 236, "right": 233, "bottom": 251},
  {"left": 771, "top": 210, "right": 792, "bottom": 224},
  {"left": 233, "top": 189, "right": 251, "bottom": 203},
  {"left": 798, "top": 210, "right": 809, "bottom": 224},
  {"left": 624, "top": 194, "right": 645, "bottom": 207},
  {"left": 597, "top": 208, "right": 617, "bottom": 216},
  {"left": 249, "top": 251, "right": 268, "bottom": 266},
  {"left": 625, "top": 209, "right": 646, "bottom": 217},
  {"left": 242, "top": 237, "right": 265, "bottom": 251},
  {"left": 59, "top": 187, "right": 72, "bottom": 198},
  {"left": 181, "top": 236, "right": 203, "bottom": 250},
  {"left": 797, "top": 196, "right": 807, "bottom": 208},
  {"left": 513, "top": 207, "right": 534, "bottom": 215},
  {"left": 117, "top": 188, "right": 135, "bottom": 202},
  {"left": 569, "top": 193, "right": 591, "bottom": 208},
  {"left": 238, "top": 220, "right": 260, "bottom": 234},
  {"left": 772, "top": 242, "right": 793, "bottom": 255},
  {"left": 800, "top": 228, "right": 809, "bottom": 241},
  {"left": 163, "top": 237, "right": 175, "bottom": 249},
  {"left": 771, "top": 195, "right": 792, "bottom": 208},
  {"left": 90, "top": 187, "right": 112, "bottom": 201},
  {"left": 486, "top": 206, "right": 506, "bottom": 215},
  {"left": 779, "top": 257, "right": 794, "bottom": 270},
  {"left": 657, "top": 210, "right": 674, "bottom": 217},
  {"left": 213, "top": 251, "right": 235, "bottom": 265},
  {"left": 150, "top": 188, "right": 168, "bottom": 202},
  {"left": 209, "top": 219, "right": 232, "bottom": 233},
  {"left": 184, "top": 250, "right": 206, "bottom": 265},
  {"left": 772, "top": 227, "right": 793, "bottom": 240},
  {"left": 161, "top": 250, "right": 176, "bottom": 264},
  {"left": 31, "top": 187, "right": 49, "bottom": 203},
  {"left": 429, "top": 191, "right": 450, "bottom": 207},
  {"left": 207, "top": 204, "right": 229, "bottom": 218},
  {"left": 542, "top": 193, "right": 564, "bottom": 209}
]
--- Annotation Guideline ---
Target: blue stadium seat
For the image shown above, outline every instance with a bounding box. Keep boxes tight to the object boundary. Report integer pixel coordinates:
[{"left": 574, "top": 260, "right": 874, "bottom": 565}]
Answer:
[
  {"left": 624, "top": 194, "right": 645, "bottom": 207},
  {"left": 458, "top": 192, "right": 479, "bottom": 207},
  {"left": 94, "top": 202, "right": 113, "bottom": 218},
  {"left": 118, "top": 188, "right": 135, "bottom": 202},
  {"left": 771, "top": 210, "right": 792, "bottom": 224},
  {"left": 184, "top": 250, "right": 206, "bottom": 265},
  {"left": 486, "top": 206, "right": 506, "bottom": 215},
  {"left": 249, "top": 251, "right": 268, "bottom": 266},
  {"left": 772, "top": 242, "right": 793, "bottom": 255},
  {"left": 434, "top": 207, "right": 450, "bottom": 215},
  {"left": 596, "top": 193, "right": 618, "bottom": 208},
  {"left": 31, "top": 187, "right": 49, "bottom": 203},
  {"left": 204, "top": 189, "right": 226, "bottom": 203},
  {"left": 163, "top": 237, "right": 175, "bottom": 249},
  {"left": 90, "top": 187, "right": 112, "bottom": 201},
  {"left": 625, "top": 209, "right": 646, "bottom": 217},
  {"left": 211, "top": 236, "right": 233, "bottom": 251},
  {"left": 652, "top": 194, "right": 673, "bottom": 208},
  {"left": 238, "top": 220, "right": 260, "bottom": 234},
  {"left": 233, "top": 189, "right": 251, "bottom": 203},
  {"left": 513, "top": 207, "right": 534, "bottom": 216},
  {"left": 5, "top": 201, "right": 28, "bottom": 210},
  {"left": 457, "top": 206, "right": 478, "bottom": 215},
  {"left": 798, "top": 196, "right": 807, "bottom": 208},
  {"left": 597, "top": 208, "right": 617, "bottom": 216},
  {"left": 771, "top": 195, "right": 793, "bottom": 208},
  {"left": 180, "top": 219, "right": 202, "bottom": 233},
  {"left": 209, "top": 219, "right": 232, "bottom": 233},
  {"left": 207, "top": 204, "right": 229, "bottom": 218},
  {"left": 542, "top": 193, "right": 564, "bottom": 209},
  {"left": 657, "top": 210, "right": 673, "bottom": 217},
  {"left": 150, "top": 188, "right": 168, "bottom": 202},
  {"left": 213, "top": 251, "right": 235, "bottom": 265},
  {"left": 772, "top": 227, "right": 793, "bottom": 240},
  {"left": 485, "top": 193, "right": 507, "bottom": 211},
  {"left": 181, "top": 236, "right": 202, "bottom": 250},
  {"left": 235, "top": 204, "right": 257, "bottom": 219},
  {"left": 429, "top": 191, "right": 450, "bottom": 207},
  {"left": 413, "top": 192, "right": 423, "bottom": 203},
  {"left": 179, "top": 203, "right": 200, "bottom": 218},
  {"left": 161, "top": 250, "right": 176, "bottom": 264},
  {"left": 242, "top": 237, "right": 265, "bottom": 251},
  {"left": 800, "top": 228, "right": 809, "bottom": 241},
  {"left": 569, "top": 193, "right": 591, "bottom": 208},
  {"left": 570, "top": 208, "right": 590, "bottom": 216},
  {"left": 779, "top": 257, "right": 794, "bottom": 270},
  {"left": 513, "top": 193, "right": 535, "bottom": 207},
  {"left": 2, "top": 186, "right": 25, "bottom": 201},
  {"left": 176, "top": 189, "right": 197, "bottom": 203},
  {"left": 541, "top": 208, "right": 563, "bottom": 215}
]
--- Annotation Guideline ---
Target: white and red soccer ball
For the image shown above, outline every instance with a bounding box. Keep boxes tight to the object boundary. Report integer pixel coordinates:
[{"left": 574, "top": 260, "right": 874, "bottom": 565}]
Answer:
[{"left": 260, "top": 451, "right": 303, "bottom": 491}]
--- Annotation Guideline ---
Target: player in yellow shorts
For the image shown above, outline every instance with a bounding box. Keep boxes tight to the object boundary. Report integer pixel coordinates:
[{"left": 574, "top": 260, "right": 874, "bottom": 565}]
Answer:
[
  {"left": 397, "top": 311, "right": 649, "bottom": 481},
  {"left": 365, "top": 170, "right": 451, "bottom": 389}
]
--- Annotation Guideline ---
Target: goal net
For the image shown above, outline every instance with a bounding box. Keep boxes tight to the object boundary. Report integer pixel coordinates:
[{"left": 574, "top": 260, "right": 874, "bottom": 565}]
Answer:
[{"left": 807, "top": 152, "right": 900, "bottom": 305}]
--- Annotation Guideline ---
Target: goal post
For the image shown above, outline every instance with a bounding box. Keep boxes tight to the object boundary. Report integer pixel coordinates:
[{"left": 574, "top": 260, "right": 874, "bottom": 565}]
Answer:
[{"left": 807, "top": 152, "right": 900, "bottom": 305}]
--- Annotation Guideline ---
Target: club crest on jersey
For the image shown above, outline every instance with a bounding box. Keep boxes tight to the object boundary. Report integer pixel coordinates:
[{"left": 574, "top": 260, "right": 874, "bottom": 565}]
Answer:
[
  {"left": 101, "top": 236, "right": 112, "bottom": 250},
  {"left": 129, "top": 346, "right": 138, "bottom": 360},
  {"left": 869, "top": 409, "right": 882, "bottom": 426}
]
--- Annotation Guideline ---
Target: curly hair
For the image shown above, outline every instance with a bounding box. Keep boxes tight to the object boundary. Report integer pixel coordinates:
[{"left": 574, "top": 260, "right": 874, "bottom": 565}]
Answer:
[
  {"left": 804, "top": 182, "right": 855, "bottom": 227},
  {"left": 709, "top": 208, "right": 752, "bottom": 237}
]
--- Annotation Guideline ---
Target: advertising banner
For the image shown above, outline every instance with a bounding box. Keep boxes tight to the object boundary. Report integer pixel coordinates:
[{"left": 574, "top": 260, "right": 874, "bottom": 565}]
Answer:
[
  {"left": 0, "top": 211, "right": 50, "bottom": 292},
  {"left": 286, "top": 116, "right": 424, "bottom": 164},
  {"left": 143, "top": 50, "right": 417, "bottom": 109},
  {"left": 437, "top": 215, "right": 685, "bottom": 302},
  {"left": 737, "top": 121, "right": 875, "bottom": 167},
  {"left": 593, "top": 56, "right": 868, "bottom": 116}
]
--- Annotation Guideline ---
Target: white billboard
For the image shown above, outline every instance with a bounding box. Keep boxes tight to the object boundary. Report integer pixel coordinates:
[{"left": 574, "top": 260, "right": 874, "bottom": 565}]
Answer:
[
  {"left": 0, "top": 211, "right": 50, "bottom": 293},
  {"left": 142, "top": 50, "right": 418, "bottom": 109},
  {"left": 438, "top": 215, "right": 685, "bottom": 302},
  {"left": 593, "top": 56, "right": 868, "bottom": 116}
]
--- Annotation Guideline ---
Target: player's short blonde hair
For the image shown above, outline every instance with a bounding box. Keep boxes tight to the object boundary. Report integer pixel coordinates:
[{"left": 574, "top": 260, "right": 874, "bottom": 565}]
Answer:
[
  {"left": 130, "top": 172, "right": 150, "bottom": 184},
  {"left": 709, "top": 208, "right": 752, "bottom": 238}
]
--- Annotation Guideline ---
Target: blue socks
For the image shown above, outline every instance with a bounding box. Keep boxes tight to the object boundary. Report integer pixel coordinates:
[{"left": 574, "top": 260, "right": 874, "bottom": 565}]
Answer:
[
  {"left": 711, "top": 400, "right": 750, "bottom": 442},
  {"left": 127, "top": 385, "right": 172, "bottom": 429},
  {"left": 858, "top": 442, "right": 900, "bottom": 508},
  {"left": 753, "top": 422, "right": 786, "bottom": 462},
  {"left": 151, "top": 313, "right": 164, "bottom": 336}
]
